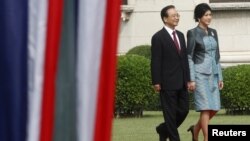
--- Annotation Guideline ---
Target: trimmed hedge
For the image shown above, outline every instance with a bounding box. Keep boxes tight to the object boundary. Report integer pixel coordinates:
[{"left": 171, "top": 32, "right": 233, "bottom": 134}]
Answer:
[
  {"left": 221, "top": 64, "right": 250, "bottom": 115},
  {"left": 115, "top": 55, "right": 157, "bottom": 117},
  {"left": 126, "top": 45, "right": 151, "bottom": 59}
]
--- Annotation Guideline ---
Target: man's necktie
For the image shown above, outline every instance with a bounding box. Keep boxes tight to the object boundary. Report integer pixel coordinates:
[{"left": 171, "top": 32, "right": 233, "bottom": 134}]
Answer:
[{"left": 172, "top": 31, "right": 180, "bottom": 53}]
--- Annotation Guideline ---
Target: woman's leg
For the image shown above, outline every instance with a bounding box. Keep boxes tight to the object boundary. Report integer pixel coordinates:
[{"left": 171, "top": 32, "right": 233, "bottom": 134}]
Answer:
[
  {"left": 193, "top": 118, "right": 201, "bottom": 141},
  {"left": 194, "top": 110, "right": 218, "bottom": 141},
  {"left": 209, "top": 111, "right": 217, "bottom": 120},
  {"left": 200, "top": 111, "right": 210, "bottom": 141}
]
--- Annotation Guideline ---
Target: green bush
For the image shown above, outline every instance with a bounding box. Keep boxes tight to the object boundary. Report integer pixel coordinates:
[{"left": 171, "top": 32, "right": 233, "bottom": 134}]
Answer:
[
  {"left": 221, "top": 64, "right": 250, "bottom": 115},
  {"left": 115, "top": 55, "right": 157, "bottom": 117},
  {"left": 126, "top": 45, "right": 151, "bottom": 59}
]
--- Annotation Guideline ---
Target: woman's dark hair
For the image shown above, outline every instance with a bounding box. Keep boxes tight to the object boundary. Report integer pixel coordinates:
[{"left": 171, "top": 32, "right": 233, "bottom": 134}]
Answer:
[
  {"left": 194, "top": 3, "right": 212, "bottom": 22},
  {"left": 161, "top": 5, "right": 175, "bottom": 23}
]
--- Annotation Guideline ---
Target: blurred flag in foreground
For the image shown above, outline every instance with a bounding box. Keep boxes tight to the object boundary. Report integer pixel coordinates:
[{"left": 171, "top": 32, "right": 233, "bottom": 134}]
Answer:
[{"left": 0, "top": 0, "right": 121, "bottom": 141}]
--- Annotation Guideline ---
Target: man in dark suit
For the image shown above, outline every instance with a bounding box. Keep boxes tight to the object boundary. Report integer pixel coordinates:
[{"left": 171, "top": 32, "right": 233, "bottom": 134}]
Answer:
[{"left": 151, "top": 5, "right": 191, "bottom": 141}]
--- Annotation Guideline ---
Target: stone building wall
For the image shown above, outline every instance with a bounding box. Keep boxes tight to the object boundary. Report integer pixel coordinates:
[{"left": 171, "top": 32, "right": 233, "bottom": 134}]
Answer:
[{"left": 119, "top": 0, "right": 250, "bottom": 67}]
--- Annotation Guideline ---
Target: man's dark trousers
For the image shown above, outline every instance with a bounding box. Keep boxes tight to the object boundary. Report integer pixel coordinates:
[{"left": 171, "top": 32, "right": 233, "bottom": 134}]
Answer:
[{"left": 157, "top": 88, "right": 189, "bottom": 141}]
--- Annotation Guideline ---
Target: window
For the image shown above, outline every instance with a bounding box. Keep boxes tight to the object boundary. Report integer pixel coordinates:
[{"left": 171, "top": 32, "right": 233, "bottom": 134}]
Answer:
[
  {"left": 122, "top": 0, "right": 128, "bottom": 5},
  {"left": 210, "top": 0, "right": 250, "bottom": 3},
  {"left": 209, "top": 0, "right": 250, "bottom": 10}
]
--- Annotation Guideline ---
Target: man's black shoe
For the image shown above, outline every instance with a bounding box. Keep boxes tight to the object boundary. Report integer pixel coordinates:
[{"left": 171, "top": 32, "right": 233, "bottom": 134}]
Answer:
[{"left": 156, "top": 123, "right": 168, "bottom": 141}]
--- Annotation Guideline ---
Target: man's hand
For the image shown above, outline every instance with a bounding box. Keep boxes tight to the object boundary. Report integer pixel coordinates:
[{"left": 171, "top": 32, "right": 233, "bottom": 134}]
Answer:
[
  {"left": 153, "top": 84, "right": 161, "bottom": 93},
  {"left": 188, "top": 81, "right": 196, "bottom": 92}
]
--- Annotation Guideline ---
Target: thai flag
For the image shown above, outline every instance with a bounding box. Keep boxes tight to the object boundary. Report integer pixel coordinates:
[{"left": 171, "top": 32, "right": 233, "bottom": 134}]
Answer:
[{"left": 0, "top": 0, "right": 121, "bottom": 141}]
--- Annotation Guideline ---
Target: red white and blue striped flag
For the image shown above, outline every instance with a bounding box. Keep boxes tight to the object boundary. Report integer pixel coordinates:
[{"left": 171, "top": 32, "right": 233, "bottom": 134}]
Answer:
[{"left": 0, "top": 0, "right": 121, "bottom": 141}]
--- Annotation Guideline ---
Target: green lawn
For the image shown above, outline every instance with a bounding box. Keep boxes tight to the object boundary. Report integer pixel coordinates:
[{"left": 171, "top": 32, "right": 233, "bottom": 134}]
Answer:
[{"left": 112, "top": 110, "right": 250, "bottom": 141}]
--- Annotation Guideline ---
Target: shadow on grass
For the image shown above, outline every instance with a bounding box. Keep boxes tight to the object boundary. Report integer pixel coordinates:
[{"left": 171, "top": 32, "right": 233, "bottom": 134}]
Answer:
[{"left": 114, "top": 111, "right": 163, "bottom": 119}]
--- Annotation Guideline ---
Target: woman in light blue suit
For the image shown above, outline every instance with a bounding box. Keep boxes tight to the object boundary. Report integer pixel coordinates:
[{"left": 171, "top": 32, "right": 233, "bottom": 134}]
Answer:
[{"left": 186, "top": 3, "right": 224, "bottom": 141}]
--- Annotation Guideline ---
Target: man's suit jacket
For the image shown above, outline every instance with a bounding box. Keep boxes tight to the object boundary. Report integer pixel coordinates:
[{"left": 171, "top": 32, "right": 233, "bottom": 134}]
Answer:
[{"left": 151, "top": 27, "right": 190, "bottom": 90}]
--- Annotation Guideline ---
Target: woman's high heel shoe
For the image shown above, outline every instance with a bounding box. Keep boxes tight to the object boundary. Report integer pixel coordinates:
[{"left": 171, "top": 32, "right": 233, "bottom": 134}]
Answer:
[{"left": 187, "top": 125, "right": 197, "bottom": 141}]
